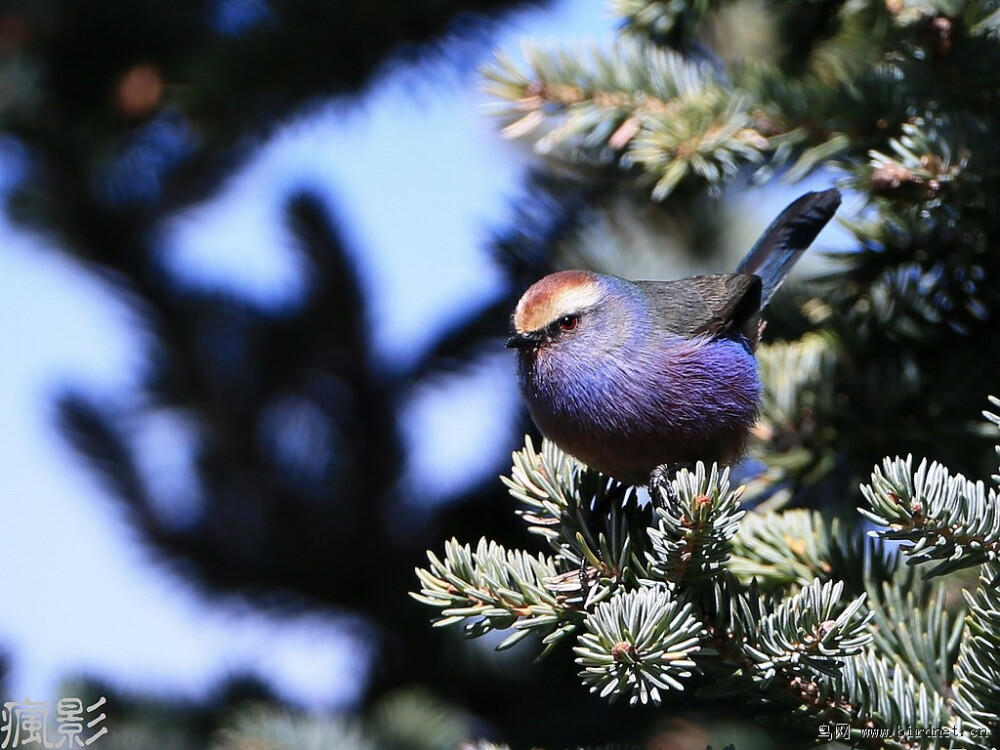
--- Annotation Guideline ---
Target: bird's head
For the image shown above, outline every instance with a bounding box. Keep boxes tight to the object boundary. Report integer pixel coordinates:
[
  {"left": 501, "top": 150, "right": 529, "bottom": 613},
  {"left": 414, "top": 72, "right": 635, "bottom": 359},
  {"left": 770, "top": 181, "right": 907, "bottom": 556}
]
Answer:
[{"left": 507, "top": 270, "right": 631, "bottom": 353}]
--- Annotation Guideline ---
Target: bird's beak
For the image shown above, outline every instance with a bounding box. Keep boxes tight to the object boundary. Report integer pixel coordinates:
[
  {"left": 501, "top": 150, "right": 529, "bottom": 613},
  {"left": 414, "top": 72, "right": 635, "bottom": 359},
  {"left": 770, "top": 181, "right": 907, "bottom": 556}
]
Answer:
[{"left": 506, "top": 331, "right": 544, "bottom": 349}]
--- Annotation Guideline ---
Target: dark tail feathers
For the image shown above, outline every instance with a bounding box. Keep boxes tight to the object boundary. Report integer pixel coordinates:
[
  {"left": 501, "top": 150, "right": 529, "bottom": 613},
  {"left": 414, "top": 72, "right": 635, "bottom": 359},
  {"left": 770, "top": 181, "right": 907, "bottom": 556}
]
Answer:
[{"left": 736, "top": 188, "right": 842, "bottom": 307}]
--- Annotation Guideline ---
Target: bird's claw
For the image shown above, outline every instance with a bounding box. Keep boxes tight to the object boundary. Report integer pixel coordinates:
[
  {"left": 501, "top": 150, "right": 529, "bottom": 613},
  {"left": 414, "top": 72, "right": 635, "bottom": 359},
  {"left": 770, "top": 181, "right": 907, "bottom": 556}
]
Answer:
[
  {"left": 648, "top": 464, "right": 679, "bottom": 509},
  {"left": 578, "top": 557, "right": 590, "bottom": 592}
]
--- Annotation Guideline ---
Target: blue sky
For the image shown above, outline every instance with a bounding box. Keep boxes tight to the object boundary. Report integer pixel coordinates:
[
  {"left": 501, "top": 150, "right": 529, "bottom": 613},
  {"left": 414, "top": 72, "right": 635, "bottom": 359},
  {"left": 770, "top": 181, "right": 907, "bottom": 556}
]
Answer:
[{"left": 0, "top": 0, "right": 621, "bottom": 712}]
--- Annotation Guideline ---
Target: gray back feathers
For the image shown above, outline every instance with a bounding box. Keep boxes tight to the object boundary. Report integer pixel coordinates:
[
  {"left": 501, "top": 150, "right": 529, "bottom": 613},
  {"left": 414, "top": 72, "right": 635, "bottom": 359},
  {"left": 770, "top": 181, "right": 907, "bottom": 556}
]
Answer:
[{"left": 634, "top": 188, "right": 841, "bottom": 347}]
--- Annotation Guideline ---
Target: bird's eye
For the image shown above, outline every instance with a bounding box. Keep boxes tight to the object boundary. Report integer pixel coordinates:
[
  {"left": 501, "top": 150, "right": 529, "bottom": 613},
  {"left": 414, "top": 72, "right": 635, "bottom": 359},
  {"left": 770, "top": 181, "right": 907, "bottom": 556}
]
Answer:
[{"left": 558, "top": 314, "right": 579, "bottom": 331}]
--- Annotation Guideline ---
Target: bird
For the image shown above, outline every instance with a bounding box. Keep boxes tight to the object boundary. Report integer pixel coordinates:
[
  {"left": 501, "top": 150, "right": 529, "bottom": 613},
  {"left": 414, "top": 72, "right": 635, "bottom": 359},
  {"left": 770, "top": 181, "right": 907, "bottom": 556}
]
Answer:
[{"left": 506, "top": 189, "right": 841, "bottom": 486}]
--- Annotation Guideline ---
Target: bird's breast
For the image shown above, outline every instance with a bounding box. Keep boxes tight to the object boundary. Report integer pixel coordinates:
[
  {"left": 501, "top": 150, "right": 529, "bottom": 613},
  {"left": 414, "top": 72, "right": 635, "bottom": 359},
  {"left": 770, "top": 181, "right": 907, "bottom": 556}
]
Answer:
[{"left": 516, "top": 336, "right": 761, "bottom": 481}]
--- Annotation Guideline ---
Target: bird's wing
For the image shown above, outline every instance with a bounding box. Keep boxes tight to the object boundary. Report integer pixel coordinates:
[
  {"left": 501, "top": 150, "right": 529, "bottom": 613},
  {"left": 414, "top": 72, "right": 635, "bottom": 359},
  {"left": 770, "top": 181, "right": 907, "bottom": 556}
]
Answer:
[{"left": 635, "top": 274, "right": 762, "bottom": 340}]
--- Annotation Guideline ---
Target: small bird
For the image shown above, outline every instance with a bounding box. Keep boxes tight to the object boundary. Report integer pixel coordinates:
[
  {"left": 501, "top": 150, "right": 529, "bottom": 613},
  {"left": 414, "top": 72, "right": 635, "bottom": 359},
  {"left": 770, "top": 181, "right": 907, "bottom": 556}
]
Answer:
[{"left": 506, "top": 189, "right": 841, "bottom": 486}]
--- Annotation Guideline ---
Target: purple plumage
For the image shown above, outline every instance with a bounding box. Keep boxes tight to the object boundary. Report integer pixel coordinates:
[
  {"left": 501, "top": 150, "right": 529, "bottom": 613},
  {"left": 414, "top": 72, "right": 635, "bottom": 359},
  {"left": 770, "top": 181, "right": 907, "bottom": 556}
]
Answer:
[{"left": 507, "top": 190, "right": 841, "bottom": 485}]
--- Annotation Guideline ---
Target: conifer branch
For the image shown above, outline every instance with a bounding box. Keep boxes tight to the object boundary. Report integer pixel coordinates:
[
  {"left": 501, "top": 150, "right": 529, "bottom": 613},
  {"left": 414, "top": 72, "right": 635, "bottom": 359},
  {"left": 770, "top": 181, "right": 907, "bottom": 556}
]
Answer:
[
  {"left": 574, "top": 584, "right": 705, "bottom": 705},
  {"left": 701, "top": 578, "right": 890, "bottom": 745},
  {"left": 740, "top": 579, "right": 872, "bottom": 690},
  {"left": 412, "top": 538, "right": 583, "bottom": 650},
  {"left": 416, "top": 448, "right": 874, "bottom": 708},
  {"left": 503, "top": 437, "right": 650, "bottom": 596},
  {"left": 810, "top": 649, "right": 952, "bottom": 750},
  {"left": 611, "top": 0, "right": 718, "bottom": 43},
  {"left": 951, "top": 563, "right": 1000, "bottom": 742},
  {"left": 864, "top": 562, "right": 963, "bottom": 698},
  {"left": 482, "top": 40, "right": 774, "bottom": 198},
  {"left": 862, "top": 119, "right": 971, "bottom": 200},
  {"left": 860, "top": 455, "right": 1000, "bottom": 577},
  {"left": 713, "top": 579, "right": 955, "bottom": 750},
  {"left": 647, "top": 462, "right": 745, "bottom": 584},
  {"left": 728, "top": 509, "right": 839, "bottom": 590},
  {"left": 413, "top": 428, "right": 1000, "bottom": 743}
]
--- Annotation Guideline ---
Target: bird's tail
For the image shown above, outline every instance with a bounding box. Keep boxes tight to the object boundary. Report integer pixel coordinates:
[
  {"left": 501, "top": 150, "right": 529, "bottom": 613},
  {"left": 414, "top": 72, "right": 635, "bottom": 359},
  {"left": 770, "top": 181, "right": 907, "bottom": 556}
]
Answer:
[{"left": 736, "top": 188, "right": 842, "bottom": 308}]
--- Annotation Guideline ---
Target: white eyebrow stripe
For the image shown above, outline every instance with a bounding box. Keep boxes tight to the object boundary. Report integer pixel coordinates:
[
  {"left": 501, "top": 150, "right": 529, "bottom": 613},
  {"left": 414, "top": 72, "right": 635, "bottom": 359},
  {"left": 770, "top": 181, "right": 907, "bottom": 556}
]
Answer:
[
  {"left": 514, "top": 281, "right": 604, "bottom": 333},
  {"left": 558, "top": 285, "right": 603, "bottom": 313}
]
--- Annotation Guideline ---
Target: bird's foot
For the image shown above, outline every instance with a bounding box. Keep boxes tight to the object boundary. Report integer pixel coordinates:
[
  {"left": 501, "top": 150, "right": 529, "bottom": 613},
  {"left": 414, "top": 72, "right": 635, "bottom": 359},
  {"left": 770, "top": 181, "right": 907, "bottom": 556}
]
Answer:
[
  {"left": 578, "top": 557, "right": 590, "bottom": 592},
  {"left": 648, "top": 463, "right": 691, "bottom": 509},
  {"left": 648, "top": 465, "right": 674, "bottom": 509}
]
